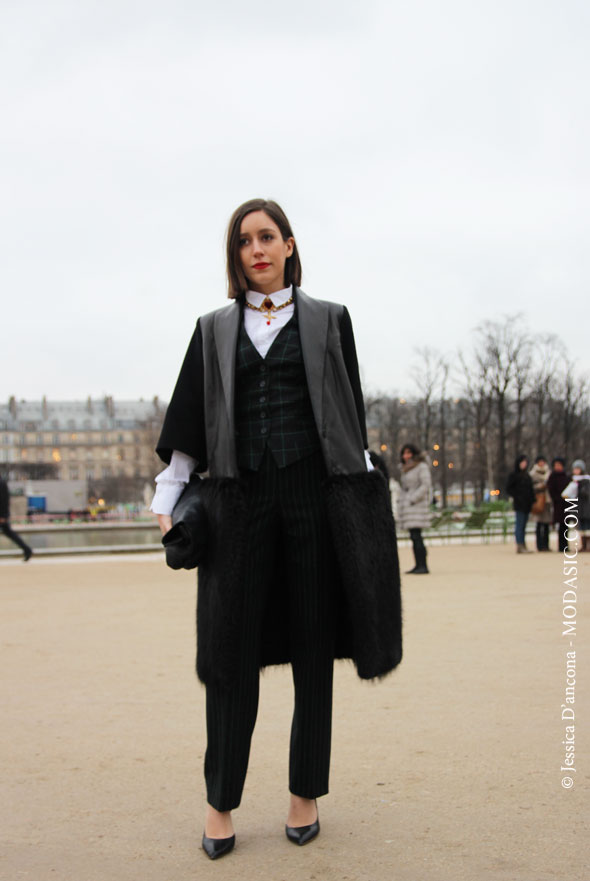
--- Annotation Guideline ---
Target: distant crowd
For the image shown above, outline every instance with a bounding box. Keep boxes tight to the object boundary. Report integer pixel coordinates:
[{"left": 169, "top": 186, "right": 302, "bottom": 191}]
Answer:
[{"left": 506, "top": 456, "right": 590, "bottom": 553}]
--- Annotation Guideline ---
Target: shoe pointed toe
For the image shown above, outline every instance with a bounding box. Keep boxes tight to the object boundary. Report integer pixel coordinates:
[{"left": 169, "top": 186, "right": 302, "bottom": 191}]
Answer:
[
  {"left": 285, "top": 818, "right": 320, "bottom": 846},
  {"left": 201, "top": 832, "right": 235, "bottom": 860}
]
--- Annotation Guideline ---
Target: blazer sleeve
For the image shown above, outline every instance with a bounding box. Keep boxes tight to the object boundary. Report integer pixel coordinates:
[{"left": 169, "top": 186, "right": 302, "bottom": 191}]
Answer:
[
  {"left": 339, "top": 306, "right": 369, "bottom": 449},
  {"left": 156, "top": 319, "right": 207, "bottom": 471}
]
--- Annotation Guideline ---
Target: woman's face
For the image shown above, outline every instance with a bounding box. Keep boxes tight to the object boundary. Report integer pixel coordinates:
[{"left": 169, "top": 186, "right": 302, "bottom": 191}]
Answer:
[
  {"left": 519, "top": 458, "right": 528, "bottom": 470},
  {"left": 573, "top": 467, "right": 582, "bottom": 475},
  {"left": 238, "top": 210, "right": 294, "bottom": 295},
  {"left": 402, "top": 447, "right": 413, "bottom": 463}
]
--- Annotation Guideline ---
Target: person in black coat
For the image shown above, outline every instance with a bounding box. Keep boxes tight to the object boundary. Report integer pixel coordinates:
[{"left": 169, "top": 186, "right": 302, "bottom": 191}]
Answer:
[
  {"left": 506, "top": 454, "right": 536, "bottom": 553},
  {"left": 152, "top": 199, "right": 401, "bottom": 860},
  {"left": 0, "top": 476, "right": 32, "bottom": 561},
  {"left": 547, "top": 458, "right": 570, "bottom": 552}
]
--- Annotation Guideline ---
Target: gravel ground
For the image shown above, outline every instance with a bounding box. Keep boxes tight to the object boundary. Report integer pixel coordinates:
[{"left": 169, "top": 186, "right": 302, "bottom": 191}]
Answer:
[{"left": 1, "top": 542, "right": 588, "bottom": 881}]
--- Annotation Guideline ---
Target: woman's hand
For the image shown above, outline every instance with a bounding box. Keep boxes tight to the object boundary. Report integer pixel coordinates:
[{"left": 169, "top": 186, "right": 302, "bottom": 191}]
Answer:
[{"left": 157, "top": 514, "right": 173, "bottom": 536}]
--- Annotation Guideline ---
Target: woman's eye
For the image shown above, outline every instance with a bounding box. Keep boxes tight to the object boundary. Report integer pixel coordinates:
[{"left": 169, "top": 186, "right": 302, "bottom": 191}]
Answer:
[
  {"left": 262, "top": 234, "right": 274, "bottom": 241},
  {"left": 239, "top": 237, "right": 249, "bottom": 246}
]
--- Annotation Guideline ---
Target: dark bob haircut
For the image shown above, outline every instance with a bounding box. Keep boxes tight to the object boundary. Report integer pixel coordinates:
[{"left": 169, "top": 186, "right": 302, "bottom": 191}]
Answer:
[
  {"left": 400, "top": 443, "right": 420, "bottom": 463},
  {"left": 225, "top": 198, "right": 302, "bottom": 299}
]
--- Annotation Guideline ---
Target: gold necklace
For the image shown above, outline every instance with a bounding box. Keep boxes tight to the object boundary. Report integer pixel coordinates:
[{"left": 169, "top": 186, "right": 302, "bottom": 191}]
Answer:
[{"left": 245, "top": 295, "right": 294, "bottom": 325}]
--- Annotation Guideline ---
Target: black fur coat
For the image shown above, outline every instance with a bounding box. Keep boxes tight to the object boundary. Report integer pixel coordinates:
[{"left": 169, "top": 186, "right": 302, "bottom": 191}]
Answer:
[
  {"left": 157, "top": 289, "right": 402, "bottom": 689},
  {"left": 194, "top": 469, "right": 402, "bottom": 689}
]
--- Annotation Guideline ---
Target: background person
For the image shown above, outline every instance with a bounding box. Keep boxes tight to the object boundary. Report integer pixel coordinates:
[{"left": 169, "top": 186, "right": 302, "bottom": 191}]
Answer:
[
  {"left": 506, "top": 454, "right": 535, "bottom": 553},
  {"left": 398, "top": 444, "right": 432, "bottom": 574},
  {"left": 547, "top": 457, "right": 570, "bottom": 552},
  {"left": 0, "top": 475, "right": 33, "bottom": 562},
  {"left": 529, "top": 455, "right": 552, "bottom": 551},
  {"left": 562, "top": 459, "right": 590, "bottom": 552}
]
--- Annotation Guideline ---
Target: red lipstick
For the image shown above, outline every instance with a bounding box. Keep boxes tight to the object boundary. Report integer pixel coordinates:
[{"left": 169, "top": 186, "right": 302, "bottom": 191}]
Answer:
[{"left": 252, "top": 262, "right": 270, "bottom": 269}]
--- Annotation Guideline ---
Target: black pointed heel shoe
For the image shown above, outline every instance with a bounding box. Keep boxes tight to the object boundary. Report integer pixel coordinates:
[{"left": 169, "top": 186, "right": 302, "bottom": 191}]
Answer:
[
  {"left": 201, "top": 832, "right": 235, "bottom": 860},
  {"left": 285, "top": 800, "right": 320, "bottom": 846}
]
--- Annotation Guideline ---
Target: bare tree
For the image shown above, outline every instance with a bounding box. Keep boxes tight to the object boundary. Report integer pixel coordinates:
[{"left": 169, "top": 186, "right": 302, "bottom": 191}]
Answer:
[
  {"left": 411, "top": 347, "right": 442, "bottom": 452},
  {"left": 558, "top": 360, "right": 589, "bottom": 461},
  {"left": 437, "top": 358, "right": 450, "bottom": 506},
  {"left": 458, "top": 348, "right": 493, "bottom": 503},
  {"left": 474, "top": 314, "right": 531, "bottom": 494},
  {"left": 528, "top": 334, "right": 565, "bottom": 457}
]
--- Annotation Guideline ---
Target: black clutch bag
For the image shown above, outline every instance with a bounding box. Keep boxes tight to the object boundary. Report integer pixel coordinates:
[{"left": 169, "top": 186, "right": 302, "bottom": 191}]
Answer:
[{"left": 161, "top": 474, "right": 208, "bottom": 570}]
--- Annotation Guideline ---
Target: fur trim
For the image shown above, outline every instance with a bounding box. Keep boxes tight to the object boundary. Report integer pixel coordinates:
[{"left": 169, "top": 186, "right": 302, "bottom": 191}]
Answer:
[
  {"left": 324, "top": 470, "right": 402, "bottom": 679},
  {"left": 402, "top": 452, "right": 427, "bottom": 472},
  {"left": 195, "top": 478, "right": 249, "bottom": 687},
  {"left": 194, "top": 470, "right": 403, "bottom": 688}
]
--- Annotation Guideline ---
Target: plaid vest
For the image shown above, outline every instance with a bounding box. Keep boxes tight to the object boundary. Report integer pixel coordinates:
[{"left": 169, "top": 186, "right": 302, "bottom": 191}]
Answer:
[{"left": 235, "top": 313, "right": 321, "bottom": 470}]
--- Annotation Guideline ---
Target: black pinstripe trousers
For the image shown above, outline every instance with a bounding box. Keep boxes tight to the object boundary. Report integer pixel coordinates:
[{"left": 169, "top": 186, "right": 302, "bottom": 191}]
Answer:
[{"left": 204, "top": 448, "right": 337, "bottom": 812}]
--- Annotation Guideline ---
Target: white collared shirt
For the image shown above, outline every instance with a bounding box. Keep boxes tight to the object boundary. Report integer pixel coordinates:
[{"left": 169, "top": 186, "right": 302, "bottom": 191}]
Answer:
[
  {"left": 150, "top": 288, "right": 372, "bottom": 515},
  {"left": 243, "top": 285, "right": 295, "bottom": 358}
]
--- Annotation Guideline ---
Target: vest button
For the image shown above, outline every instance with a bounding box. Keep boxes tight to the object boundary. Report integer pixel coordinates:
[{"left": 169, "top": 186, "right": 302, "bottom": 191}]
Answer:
[
  {"left": 260, "top": 364, "right": 267, "bottom": 372},
  {"left": 259, "top": 380, "right": 266, "bottom": 388},
  {"left": 260, "top": 411, "right": 267, "bottom": 419},
  {"left": 261, "top": 426, "right": 268, "bottom": 435},
  {"left": 259, "top": 395, "right": 266, "bottom": 403}
]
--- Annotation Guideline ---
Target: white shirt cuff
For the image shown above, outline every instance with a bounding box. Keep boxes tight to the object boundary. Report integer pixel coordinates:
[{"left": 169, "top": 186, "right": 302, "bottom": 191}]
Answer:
[
  {"left": 150, "top": 450, "right": 198, "bottom": 515},
  {"left": 365, "top": 449, "right": 374, "bottom": 472},
  {"left": 150, "top": 481, "right": 186, "bottom": 516}
]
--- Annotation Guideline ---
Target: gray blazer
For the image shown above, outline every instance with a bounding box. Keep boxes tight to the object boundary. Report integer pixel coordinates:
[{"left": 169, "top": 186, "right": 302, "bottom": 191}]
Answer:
[{"left": 157, "top": 287, "right": 368, "bottom": 477}]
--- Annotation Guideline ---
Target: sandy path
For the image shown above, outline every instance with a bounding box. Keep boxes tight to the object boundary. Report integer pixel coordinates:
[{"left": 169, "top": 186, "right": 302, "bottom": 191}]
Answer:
[{"left": 1, "top": 543, "right": 588, "bottom": 881}]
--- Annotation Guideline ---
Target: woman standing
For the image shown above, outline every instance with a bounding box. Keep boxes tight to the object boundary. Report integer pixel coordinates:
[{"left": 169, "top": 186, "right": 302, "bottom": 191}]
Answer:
[
  {"left": 529, "top": 455, "right": 552, "bottom": 551},
  {"left": 151, "top": 199, "right": 401, "bottom": 860},
  {"left": 506, "top": 454, "right": 536, "bottom": 553},
  {"left": 547, "top": 458, "right": 570, "bottom": 552},
  {"left": 397, "top": 444, "right": 432, "bottom": 574},
  {"left": 562, "top": 459, "right": 590, "bottom": 552}
]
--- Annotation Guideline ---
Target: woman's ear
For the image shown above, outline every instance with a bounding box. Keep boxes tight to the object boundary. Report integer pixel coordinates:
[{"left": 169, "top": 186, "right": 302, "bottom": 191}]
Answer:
[{"left": 285, "top": 237, "right": 295, "bottom": 257}]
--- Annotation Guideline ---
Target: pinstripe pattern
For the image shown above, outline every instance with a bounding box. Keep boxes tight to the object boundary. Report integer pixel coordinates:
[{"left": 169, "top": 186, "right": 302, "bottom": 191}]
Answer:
[{"left": 204, "top": 448, "right": 336, "bottom": 811}]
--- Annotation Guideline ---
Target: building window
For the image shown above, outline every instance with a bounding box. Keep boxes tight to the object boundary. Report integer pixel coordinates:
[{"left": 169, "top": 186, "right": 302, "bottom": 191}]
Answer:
[
  {"left": 102, "top": 466, "right": 111, "bottom": 479},
  {"left": 87, "top": 469, "right": 94, "bottom": 481},
  {"left": 70, "top": 467, "right": 79, "bottom": 480}
]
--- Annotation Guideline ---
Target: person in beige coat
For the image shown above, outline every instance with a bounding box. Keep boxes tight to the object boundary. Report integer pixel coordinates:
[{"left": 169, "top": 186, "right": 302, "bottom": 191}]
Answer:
[
  {"left": 529, "top": 456, "right": 552, "bottom": 551},
  {"left": 398, "top": 444, "right": 432, "bottom": 574}
]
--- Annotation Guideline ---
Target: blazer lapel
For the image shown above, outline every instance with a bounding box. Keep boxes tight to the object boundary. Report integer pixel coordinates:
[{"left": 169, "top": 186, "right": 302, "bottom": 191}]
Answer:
[
  {"left": 295, "top": 287, "right": 328, "bottom": 435},
  {"left": 213, "top": 301, "right": 242, "bottom": 427}
]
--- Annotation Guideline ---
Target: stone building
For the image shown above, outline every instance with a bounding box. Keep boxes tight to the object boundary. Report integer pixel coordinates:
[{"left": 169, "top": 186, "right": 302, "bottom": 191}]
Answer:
[{"left": 0, "top": 396, "right": 165, "bottom": 502}]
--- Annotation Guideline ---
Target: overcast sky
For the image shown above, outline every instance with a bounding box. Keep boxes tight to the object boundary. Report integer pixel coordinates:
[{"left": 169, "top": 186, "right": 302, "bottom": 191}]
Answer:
[{"left": 2, "top": 0, "right": 588, "bottom": 404}]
